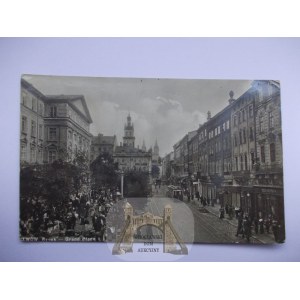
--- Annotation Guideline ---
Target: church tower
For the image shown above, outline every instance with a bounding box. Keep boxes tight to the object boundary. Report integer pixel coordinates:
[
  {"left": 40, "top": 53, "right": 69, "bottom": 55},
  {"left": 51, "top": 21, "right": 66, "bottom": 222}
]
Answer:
[
  {"left": 123, "top": 113, "right": 135, "bottom": 148},
  {"left": 152, "top": 138, "right": 159, "bottom": 163},
  {"left": 142, "top": 139, "right": 146, "bottom": 151}
]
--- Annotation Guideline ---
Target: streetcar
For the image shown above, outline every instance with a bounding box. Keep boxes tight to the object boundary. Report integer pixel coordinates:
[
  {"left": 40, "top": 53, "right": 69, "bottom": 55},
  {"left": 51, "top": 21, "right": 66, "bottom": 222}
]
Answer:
[{"left": 166, "top": 185, "right": 184, "bottom": 200}]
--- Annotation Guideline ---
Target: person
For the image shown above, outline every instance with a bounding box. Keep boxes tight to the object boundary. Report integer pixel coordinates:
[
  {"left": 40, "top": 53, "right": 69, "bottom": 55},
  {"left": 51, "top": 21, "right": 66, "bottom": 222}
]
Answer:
[
  {"left": 235, "top": 207, "right": 240, "bottom": 219},
  {"left": 254, "top": 217, "right": 259, "bottom": 234},
  {"left": 225, "top": 203, "right": 229, "bottom": 214},
  {"left": 236, "top": 212, "right": 243, "bottom": 237},
  {"left": 265, "top": 215, "right": 272, "bottom": 234},
  {"left": 259, "top": 218, "right": 264, "bottom": 234},
  {"left": 203, "top": 197, "right": 207, "bottom": 207},
  {"left": 242, "top": 215, "right": 252, "bottom": 242},
  {"left": 219, "top": 207, "right": 225, "bottom": 219},
  {"left": 196, "top": 191, "right": 200, "bottom": 202},
  {"left": 272, "top": 220, "right": 279, "bottom": 242}
]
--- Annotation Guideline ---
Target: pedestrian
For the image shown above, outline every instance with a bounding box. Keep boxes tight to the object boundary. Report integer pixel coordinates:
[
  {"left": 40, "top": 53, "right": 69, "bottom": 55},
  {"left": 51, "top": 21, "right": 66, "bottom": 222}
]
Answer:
[
  {"left": 272, "top": 220, "right": 279, "bottom": 242},
  {"left": 242, "top": 215, "right": 252, "bottom": 242},
  {"left": 265, "top": 215, "right": 272, "bottom": 234},
  {"left": 219, "top": 207, "right": 225, "bottom": 219},
  {"left": 254, "top": 218, "right": 259, "bottom": 234},
  {"left": 236, "top": 212, "right": 243, "bottom": 237},
  {"left": 225, "top": 203, "right": 229, "bottom": 214},
  {"left": 259, "top": 218, "right": 264, "bottom": 234}
]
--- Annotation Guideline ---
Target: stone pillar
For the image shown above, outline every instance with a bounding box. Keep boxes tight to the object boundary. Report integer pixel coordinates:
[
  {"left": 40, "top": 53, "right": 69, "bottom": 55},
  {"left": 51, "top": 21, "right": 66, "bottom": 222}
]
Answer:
[
  {"left": 163, "top": 204, "right": 177, "bottom": 253},
  {"left": 123, "top": 202, "right": 134, "bottom": 252}
]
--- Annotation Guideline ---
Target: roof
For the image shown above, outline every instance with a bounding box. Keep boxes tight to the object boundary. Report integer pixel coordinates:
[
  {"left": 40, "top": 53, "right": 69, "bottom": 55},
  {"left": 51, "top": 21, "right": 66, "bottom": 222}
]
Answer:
[
  {"left": 92, "top": 134, "right": 116, "bottom": 145},
  {"left": 21, "top": 78, "right": 93, "bottom": 124},
  {"left": 114, "top": 145, "right": 152, "bottom": 157},
  {"left": 45, "top": 94, "right": 93, "bottom": 124}
]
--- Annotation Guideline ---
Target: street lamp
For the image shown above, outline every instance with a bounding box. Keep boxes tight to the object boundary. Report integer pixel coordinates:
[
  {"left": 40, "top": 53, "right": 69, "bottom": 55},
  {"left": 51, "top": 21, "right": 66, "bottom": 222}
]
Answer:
[{"left": 120, "top": 170, "right": 124, "bottom": 198}]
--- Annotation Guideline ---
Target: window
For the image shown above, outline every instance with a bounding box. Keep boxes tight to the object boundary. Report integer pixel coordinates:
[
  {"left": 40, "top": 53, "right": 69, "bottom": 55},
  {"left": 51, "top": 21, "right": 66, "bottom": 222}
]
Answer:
[
  {"left": 22, "top": 92, "right": 27, "bottom": 106},
  {"left": 215, "top": 128, "right": 218, "bottom": 136},
  {"left": 50, "top": 106, "right": 57, "bottom": 117},
  {"left": 38, "top": 103, "right": 44, "bottom": 116},
  {"left": 21, "top": 144, "right": 26, "bottom": 161},
  {"left": 269, "top": 111, "right": 274, "bottom": 128},
  {"left": 249, "top": 105, "right": 253, "bottom": 117},
  {"left": 31, "top": 120, "right": 36, "bottom": 137},
  {"left": 226, "top": 120, "right": 230, "bottom": 129},
  {"left": 235, "top": 157, "right": 238, "bottom": 171},
  {"left": 259, "top": 114, "right": 264, "bottom": 133},
  {"left": 240, "top": 155, "right": 244, "bottom": 170},
  {"left": 238, "top": 112, "right": 241, "bottom": 124},
  {"left": 32, "top": 97, "right": 37, "bottom": 111},
  {"left": 239, "top": 130, "right": 243, "bottom": 145},
  {"left": 30, "top": 147, "right": 36, "bottom": 163},
  {"left": 270, "top": 143, "right": 276, "bottom": 162},
  {"left": 38, "top": 124, "right": 43, "bottom": 139},
  {"left": 234, "top": 115, "right": 237, "bottom": 126},
  {"left": 223, "top": 123, "right": 226, "bottom": 131},
  {"left": 243, "top": 128, "right": 247, "bottom": 143},
  {"left": 49, "top": 128, "right": 57, "bottom": 140},
  {"left": 234, "top": 134, "right": 237, "bottom": 147},
  {"left": 244, "top": 154, "right": 248, "bottom": 170},
  {"left": 242, "top": 110, "right": 246, "bottom": 122},
  {"left": 21, "top": 116, "right": 27, "bottom": 133},
  {"left": 31, "top": 121, "right": 36, "bottom": 137},
  {"left": 251, "top": 152, "right": 255, "bottom": 167},
  {"left": 261, "top": 146, "right": 265, "bottom": 163},
  {"left": 48, "top": 150, "right": 57, "bottom": 163},
  {"left": 249, "top": 127, "right": 254, "bottom": 141}
]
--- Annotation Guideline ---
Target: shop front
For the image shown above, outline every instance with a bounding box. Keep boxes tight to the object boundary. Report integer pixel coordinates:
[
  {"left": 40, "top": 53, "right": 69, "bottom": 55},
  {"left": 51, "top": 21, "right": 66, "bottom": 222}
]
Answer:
[{"left": 253, "top": 185, "right": 284, "bottom": 222}]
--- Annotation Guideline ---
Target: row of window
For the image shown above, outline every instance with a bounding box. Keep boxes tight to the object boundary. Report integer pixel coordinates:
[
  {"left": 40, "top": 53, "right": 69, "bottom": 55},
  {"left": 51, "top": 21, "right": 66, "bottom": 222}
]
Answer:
[
  {"left": 208, "top": 120, "right": 230, "bottom": 140},
  {"left": 260, "top": 143, "right": 276, "bottom": 163},
  {"left": 258, "top": 111, "right": 274, "bottom": 133},
  {"left": 233, "top": 105, "right": 254, "bottom": 126},
  {"left": 20, "top": 145, "right": 56, "bottom": 164},
  {"left": 22, "top": 92, "right": 44, "bottom": 116},
  {"left": 233, "top": 127, "right": 254, "bottom": 147},
  {"left": 21, "top": 116, "right": 43, "bottom": 139}
]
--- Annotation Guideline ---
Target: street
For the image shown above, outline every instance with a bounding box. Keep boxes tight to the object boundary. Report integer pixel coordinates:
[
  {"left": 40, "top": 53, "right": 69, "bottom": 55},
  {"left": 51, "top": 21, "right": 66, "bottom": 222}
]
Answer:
[{"left": 125, "top": 184, "right": 263, "bottom": 244}]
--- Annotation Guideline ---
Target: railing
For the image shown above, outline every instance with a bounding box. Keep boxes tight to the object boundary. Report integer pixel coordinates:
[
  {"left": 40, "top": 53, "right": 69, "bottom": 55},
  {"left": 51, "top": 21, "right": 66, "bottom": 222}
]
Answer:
[{"left": 254, "top": 162, "right": 283, "bottom": 174}]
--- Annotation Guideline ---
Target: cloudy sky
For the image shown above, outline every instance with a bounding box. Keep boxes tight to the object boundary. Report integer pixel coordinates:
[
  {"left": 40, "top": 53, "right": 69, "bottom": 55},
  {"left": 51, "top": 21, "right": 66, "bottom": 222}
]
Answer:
[{"left": 23, "top": 75, "right": 251, "bottom": 156}]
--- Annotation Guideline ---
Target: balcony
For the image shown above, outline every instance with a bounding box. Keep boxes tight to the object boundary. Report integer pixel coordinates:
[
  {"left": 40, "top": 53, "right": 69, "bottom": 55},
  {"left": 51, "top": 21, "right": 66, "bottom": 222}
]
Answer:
[{"left": 254, "top": 162, "right": 283, "bottom": 175}]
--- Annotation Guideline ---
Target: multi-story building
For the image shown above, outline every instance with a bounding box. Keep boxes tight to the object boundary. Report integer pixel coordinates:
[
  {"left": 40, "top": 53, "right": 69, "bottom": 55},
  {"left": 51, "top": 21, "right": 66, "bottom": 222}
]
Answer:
[
  {"left": 90, "top": 133, "right": 117, "bottom": 161},
  {"left": 164, "top": 80, "right": 283, "bottom": 224},
  {"left": 197, "top": 99, "right": 232, "bottom": 203},
  {"left": 113, "top": 114, "right": 152, "bottom": 172},
  {"left": 21, "top": 79, "right": 46, "bottom": 164},
  {"left": 226, "top": 88, "right": 256, "bottom": 209},
  {"left": 173, "top": 134, "right": 188, "bottom": 180},
  {"left": 252, "top": 80, "right": 283, "bottom": 222},
  {"left": 20, "top": 79, "right": 93, "bottom": 165}
]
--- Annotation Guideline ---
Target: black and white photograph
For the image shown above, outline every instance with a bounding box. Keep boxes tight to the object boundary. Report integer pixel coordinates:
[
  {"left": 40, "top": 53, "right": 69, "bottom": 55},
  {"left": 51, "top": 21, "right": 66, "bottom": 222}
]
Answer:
[{"left": 20, "top": 75, "right": 285, "bottom": 248}]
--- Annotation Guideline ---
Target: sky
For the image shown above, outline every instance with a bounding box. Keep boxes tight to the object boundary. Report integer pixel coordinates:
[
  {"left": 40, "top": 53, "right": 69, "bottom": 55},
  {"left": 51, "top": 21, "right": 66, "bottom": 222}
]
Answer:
[{"left": 23, "top": 75, "right": 251, "bottom": 156}]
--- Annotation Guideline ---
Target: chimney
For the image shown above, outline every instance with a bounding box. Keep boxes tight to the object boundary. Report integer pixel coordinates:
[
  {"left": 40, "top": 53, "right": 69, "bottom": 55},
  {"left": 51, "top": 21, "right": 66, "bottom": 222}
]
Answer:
[
  {"left": 228, "top": 90, "right": 235, "bottom": 104},
  {"left": 207, "top": 111, "right": 211, "bottom": 121}
]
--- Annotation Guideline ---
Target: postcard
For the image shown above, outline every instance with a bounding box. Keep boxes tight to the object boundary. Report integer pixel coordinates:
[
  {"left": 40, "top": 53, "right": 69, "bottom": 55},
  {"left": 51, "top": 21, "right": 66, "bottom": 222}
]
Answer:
[{"left": 20, "top": 75, "right": 285, "bottom": 254}]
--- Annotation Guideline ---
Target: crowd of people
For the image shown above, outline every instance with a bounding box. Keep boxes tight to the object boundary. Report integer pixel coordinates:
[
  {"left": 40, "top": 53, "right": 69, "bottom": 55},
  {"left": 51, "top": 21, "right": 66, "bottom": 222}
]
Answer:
[{"left": 20, "top": 186, "right": 122, "bottom": 241}]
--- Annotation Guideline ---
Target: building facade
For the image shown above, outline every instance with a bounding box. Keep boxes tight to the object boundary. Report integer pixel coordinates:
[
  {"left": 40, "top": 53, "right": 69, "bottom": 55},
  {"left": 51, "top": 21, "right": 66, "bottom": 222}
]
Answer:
[
  {"left": 113, "top": 114, "right": 152, "bottom": 172},
  {"left": 162, "top": 80, "right": 284, "bottom": 224},
  {"left": 90, "top": 134, "right": 117, "bottom": 161},
  {"left": 20, "top": 79, "right": 93, "bottom": 165}
]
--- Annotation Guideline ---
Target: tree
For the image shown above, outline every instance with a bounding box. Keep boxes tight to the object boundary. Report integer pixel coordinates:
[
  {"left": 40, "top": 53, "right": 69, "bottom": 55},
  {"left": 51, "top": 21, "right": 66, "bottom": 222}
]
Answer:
[
  {"left": 151, "top": 165, "right": 160, "bottom": 179},
  {"left": 90, "top": 152, "right": 119, "bottom": 189},
  {"left": 123, "top": 170, "right": 151, "bottom": 197}
]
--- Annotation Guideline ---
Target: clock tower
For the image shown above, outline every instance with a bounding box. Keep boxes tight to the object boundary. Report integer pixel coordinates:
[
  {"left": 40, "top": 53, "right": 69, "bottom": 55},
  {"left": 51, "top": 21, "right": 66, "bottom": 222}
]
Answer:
[{"left": 123, "top": 113, "right": 135, "bottom": 148}]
